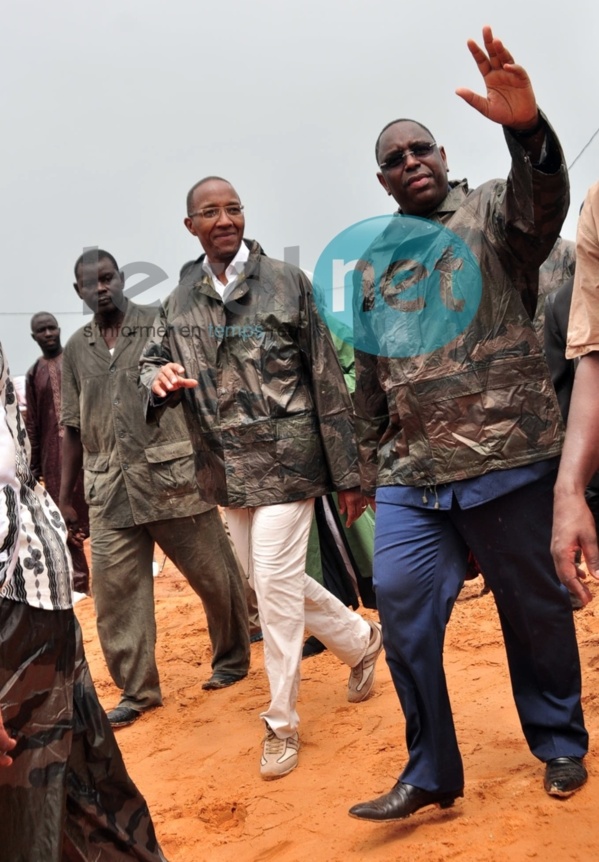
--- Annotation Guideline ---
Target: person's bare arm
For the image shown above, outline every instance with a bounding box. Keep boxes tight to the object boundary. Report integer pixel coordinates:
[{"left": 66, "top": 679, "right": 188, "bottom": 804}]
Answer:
[
  {"left": 551, "top": 352, "right": 599, "bottom": 605},
  {"left": 59, "top": 426, "right": 84, "bottom": 539}
]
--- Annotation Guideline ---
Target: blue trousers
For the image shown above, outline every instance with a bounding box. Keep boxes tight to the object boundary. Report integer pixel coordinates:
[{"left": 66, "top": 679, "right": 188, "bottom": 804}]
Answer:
[{"left": 374, "top": 470, "right": 588, "bottom": 794}]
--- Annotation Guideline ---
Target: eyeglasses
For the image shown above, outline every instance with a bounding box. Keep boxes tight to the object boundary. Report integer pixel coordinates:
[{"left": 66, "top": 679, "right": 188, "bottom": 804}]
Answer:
[
  {"left": 188, "top": 204, "right": 244, "bottom": 220},
  {"left": 379, "top": 142, "right": 437, "bottom": 171}
]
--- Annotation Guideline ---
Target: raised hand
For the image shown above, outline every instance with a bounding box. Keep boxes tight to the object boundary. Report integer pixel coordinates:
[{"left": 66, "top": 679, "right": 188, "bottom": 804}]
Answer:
[{"left": 455, "top": 25, "right": 538, "bottom": 130}]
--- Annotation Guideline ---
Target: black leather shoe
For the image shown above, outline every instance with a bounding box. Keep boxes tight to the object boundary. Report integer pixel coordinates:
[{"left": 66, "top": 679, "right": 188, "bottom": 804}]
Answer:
[
  {"left": 106, "top": 706, "right": 142, "bottom": 728},
  {"left": 202, "top": 672, "right": 247, "bottom": 691},
  {"left": 349, "top": 781, "right": 463, "bottom": 821},
  {"left": 544, "top": 757, "right": 587, "bottom": 797}
]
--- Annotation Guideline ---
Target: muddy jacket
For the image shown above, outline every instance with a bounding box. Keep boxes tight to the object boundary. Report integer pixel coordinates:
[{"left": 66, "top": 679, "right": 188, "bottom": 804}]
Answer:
[
  {"left": 62, "top": 300, "right": 210, "bottom": 528},
  {"left": 354, "top": 118, "right": 568, "bottom": 495},
  {"left": 140, "top": 242, "right": 359, "bottom": 508}
]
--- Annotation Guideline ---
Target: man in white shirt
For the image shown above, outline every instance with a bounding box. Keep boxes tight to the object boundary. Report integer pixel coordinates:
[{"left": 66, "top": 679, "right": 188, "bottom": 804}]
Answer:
[{"left": 140, "top": 177, "right": 383, "bottom": 780}]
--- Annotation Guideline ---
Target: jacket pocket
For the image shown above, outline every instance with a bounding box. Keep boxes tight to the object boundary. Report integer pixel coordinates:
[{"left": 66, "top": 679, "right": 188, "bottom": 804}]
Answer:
[
  {"left": 144, "top": 439, "right": 197, "bottom": 495},
  {"left": 83, "top": 453, "right": 110, "bottom": 506},
  {"left": 275, "top": 413, "right": 325, "bottom": 485}
]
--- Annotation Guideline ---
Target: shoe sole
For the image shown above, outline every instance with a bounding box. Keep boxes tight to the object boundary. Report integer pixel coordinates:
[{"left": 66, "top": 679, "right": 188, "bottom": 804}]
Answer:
[
  {"left": 348, "top": 623, "right": 383, "bottom": 703},
  {"left": 108, "top": 715, "right": 141, "bottom": 728},
  {"left": 260, "top": 759, "right": 299, "bottom": 780},
  {"left": 544, "top": 760, "right": 587, "bottom": 798},
  {"left": 348, "top": 796, "right": 460, "bottom": 822},
  {"left": 347, "top": 671, "right": 377, "bottom": 703},
  {"left": 545, "top": 784, "right": 585, "bottom": 798},
  {"left": 202, "top": 676, "right": 246, "bottom": 690}
]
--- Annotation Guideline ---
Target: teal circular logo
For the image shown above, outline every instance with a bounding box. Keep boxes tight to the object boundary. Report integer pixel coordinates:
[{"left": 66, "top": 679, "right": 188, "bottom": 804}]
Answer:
[{"left": 313, "top": 215, "right": 482, "bottom": 358}]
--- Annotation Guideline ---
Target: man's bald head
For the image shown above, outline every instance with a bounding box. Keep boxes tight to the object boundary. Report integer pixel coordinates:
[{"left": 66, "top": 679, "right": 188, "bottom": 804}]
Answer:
[
  {"left": 186, "top": 176, "right": 234, "bottom": 216},
  {"left": 184, "top": 177, "right": 245, "bottom": 266}
]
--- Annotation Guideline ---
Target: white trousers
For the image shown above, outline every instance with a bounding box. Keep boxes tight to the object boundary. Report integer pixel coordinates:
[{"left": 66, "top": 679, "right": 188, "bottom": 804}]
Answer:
[{"left": 225, "top": 499, "right": 371, "bottom": 737}]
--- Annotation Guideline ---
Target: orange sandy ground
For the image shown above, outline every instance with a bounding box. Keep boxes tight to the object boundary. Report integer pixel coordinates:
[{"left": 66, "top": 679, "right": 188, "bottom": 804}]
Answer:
[{"left": 75, "top": 561, "right": 599, "bottom": 862}]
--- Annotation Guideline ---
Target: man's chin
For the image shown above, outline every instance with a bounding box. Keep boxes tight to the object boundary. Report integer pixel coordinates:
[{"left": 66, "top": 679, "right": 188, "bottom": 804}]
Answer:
[
  {"left": 402, "top": 192, "right": 441, "bottom": 218},
  {"left": 213, "top": 240, "right": 242, "bottom": 261}
]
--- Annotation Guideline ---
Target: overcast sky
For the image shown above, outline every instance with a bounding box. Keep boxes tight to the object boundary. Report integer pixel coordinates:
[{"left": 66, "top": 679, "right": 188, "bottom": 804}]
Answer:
[{"left": 2, "top": 0, "right": 598, "bottom": 374}]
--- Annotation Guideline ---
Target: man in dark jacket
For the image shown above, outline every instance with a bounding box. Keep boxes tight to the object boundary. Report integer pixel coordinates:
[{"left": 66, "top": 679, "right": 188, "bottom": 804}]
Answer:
[
  {"left": 349, "top": 26, "right": 587, "bottom": 824},
  {"left": 60, "top": 249, "right": 250, "bottom": 729},
  {"left": 140, "top": 178, "right": 383, "bottom": 780}
]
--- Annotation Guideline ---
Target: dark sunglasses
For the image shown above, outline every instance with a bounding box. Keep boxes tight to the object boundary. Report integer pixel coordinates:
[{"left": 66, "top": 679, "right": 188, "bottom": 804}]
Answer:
[{"left": 379, "top": 141, "right": 437, "bottom": 171}]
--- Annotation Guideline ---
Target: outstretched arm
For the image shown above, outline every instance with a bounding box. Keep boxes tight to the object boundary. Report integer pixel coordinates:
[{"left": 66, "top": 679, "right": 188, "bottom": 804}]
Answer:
[
  {"left": 456, "top": 25, "right": 539, "bottom": 132},
  {"left": 138, "top": 308, "right": 197, "bottom": 404},
  {"left": 149, "top": 363, "right": 198, "bottom": 398}
]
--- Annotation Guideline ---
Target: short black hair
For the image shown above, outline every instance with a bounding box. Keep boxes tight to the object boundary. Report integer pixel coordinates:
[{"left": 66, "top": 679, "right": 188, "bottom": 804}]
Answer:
[
  {"left": 30, "top": 311, "right": 58, "bottom": 331},
  {"left": 186, "top": 176, "right": 235, "bottom": 215},
  {"left": 74, "top": 249, "right": 119, "bottom": 279},
  {"left": 375, "top": 119, "right": 435, "bottom": 163}
]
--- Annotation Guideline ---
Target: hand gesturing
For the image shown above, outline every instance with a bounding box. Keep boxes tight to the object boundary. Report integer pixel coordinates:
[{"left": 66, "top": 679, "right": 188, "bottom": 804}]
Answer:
[{"left": 456, "top": 25, "right": 538, "bottom": 131}]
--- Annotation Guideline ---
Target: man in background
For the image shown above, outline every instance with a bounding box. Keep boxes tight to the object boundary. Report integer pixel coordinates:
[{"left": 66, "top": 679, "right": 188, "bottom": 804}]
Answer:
[
  {"left": 60, "top": 249, "right": 250, "bottom": 729},
  {"left": 26, "top": 312, "right": 90, "bottom": 594}
]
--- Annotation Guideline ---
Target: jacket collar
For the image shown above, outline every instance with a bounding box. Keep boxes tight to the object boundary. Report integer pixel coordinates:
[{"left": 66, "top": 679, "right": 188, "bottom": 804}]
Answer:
[
  {"left": 190, "top": 238, "right": 266, "bottom": 302},
  {"left": 397, "top": 179, "right": 469, "bottom": 220},
  {"left": 85, "top": 299, "right": 143, "bottom": 361}
]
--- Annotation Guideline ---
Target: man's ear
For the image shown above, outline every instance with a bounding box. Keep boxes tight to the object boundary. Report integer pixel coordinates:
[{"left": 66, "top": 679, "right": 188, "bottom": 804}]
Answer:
[
  {"left": 30, "top": 332, "right": 36, "bottom": 342},
  {"left": 73, "top": 282, "right": 82, "bottom": 299},
  {"left": 439, "top": 145, "right": 449, "bottom": 173},
  {"left": 377, "top": 171, "right": 392, "bottom": 196},
  {"left": 184, "top": 216, "right": 197, "bottom": 237}
]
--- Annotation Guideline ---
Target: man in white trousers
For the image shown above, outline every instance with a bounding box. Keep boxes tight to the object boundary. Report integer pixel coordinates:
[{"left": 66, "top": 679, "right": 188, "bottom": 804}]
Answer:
[{"left": 140, "top": 176, "right": 383, "bottom": 780}]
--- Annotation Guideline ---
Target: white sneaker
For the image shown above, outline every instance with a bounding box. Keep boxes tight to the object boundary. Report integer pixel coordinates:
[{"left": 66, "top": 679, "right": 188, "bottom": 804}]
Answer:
[
  {"left": 260, "top": 724, "right": 300, "bottom": 780},
  {"left": 347, "top": 620, "right": 383, "bottom": 703}
]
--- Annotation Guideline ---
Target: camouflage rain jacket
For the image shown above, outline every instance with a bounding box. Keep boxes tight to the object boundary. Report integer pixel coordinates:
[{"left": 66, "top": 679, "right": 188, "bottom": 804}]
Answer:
[
  {"left": 354, "top": 118, "right": 568, "bottom": 496},
  {"left": 139, "top": 241, "right": 359, "bottom": 508}
]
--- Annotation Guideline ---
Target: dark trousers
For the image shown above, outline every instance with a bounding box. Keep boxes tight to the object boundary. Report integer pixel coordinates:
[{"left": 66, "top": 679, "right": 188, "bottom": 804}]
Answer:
[
  {"left": 91, "top": 508, "right": 250, "bottom": 710},
  {"left": 374, "top": 470, "right": 588, "bottom": 794}
]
